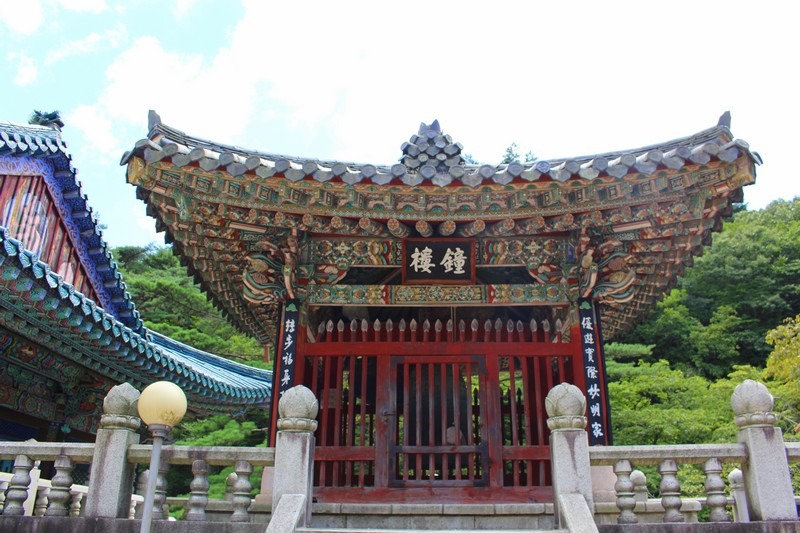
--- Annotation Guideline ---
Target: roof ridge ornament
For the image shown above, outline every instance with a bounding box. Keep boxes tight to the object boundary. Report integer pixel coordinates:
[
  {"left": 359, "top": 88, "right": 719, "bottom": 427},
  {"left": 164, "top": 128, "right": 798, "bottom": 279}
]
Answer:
[
  {"left": 418, "top": 120, "right": 441, "bottom": 136},
  {"left": 28, "top": 110, "right": 64, "bottom": 131},
  {"left": 401, "top": 120, "right": 466, "bottom": 181},
  {"left": 717, "top": 111, "right": 731, "bottom": 129},
  {"left": 148, "top": 110, "right": 162, "bottom": 132}
]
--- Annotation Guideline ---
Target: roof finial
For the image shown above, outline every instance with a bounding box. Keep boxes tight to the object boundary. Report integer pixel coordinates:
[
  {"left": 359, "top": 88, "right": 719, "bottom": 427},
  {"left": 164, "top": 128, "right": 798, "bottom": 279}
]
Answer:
[
  {"left": 717, "top": 111, "right": 731, "bottom": 129},
  {"left": 418, "top": 120, "right": 441, "bottom": 137},
  {"left": 148, "top": 110, "right": 162, "bottom": 132},
  {"left": 28, "top": 110, "right": 64, "bottom": 131}
]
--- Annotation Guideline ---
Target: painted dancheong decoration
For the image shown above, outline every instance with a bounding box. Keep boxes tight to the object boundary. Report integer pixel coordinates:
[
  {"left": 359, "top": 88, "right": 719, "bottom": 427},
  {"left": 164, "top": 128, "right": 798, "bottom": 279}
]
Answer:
[{"left": 117, "top": 110, "right": 757, "bottom": 503}]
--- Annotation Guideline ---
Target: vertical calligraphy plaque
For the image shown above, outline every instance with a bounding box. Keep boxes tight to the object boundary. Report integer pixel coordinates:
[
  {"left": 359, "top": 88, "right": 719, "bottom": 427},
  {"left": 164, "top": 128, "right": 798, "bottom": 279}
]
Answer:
[
  {"left": 268, "top": 299, "right": 300, "bottom": 443},
  {"left": 578, "top": 298, "right": 611, "bottom": 445},
  {"left": 593, "top": 299, "right": 613, "bottom": 444}
]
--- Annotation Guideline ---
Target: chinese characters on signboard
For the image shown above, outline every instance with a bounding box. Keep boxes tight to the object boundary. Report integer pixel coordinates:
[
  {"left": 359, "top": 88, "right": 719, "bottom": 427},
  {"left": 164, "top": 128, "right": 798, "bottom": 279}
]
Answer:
[
  {"left": 578, "top": 298, "right": 610, "bottom": 445},
  {"left": 402, "top": 238, "right": 475, "bottom": 284},
  {"left": 275, "top": 300, "right": 299, "bottom": 400}
]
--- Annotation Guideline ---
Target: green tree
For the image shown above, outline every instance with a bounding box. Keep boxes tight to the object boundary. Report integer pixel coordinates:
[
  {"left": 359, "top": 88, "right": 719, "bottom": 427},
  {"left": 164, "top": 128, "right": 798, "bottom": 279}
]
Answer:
[
  {"left": 680, "top": 199, "right": 800, "bottom": 365},
  {"left": 623, "top": 198, "right": 800, "bottom": 375},
  {"left": 113, "top": 245, "right": 262, "bottom": 359},
  {"left": 607, "top": 360, "right": 730, "bottom": 445},
  {"left": 501, "top": 142, "right": 536, "bottom": 164},
  {"left": 765, "top": 314, "right": 800, "bottom": 431}
]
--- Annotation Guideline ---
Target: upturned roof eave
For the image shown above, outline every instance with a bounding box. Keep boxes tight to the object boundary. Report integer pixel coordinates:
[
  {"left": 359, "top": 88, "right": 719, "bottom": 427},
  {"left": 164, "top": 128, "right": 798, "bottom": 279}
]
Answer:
[
  {"left": 0, "top": 226, "right": 273, "bottom": 409},
  {"left": 1, "top": 121, "right": 144, "bottom": 331}
]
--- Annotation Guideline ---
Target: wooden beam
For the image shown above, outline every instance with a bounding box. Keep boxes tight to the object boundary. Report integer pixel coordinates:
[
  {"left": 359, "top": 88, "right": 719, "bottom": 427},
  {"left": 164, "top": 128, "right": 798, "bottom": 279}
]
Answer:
[
  {"left": 387, "top": 218, "right": 411, "bottom": 238},
  {"left": 456, "top": 219, "right": 485, "bottom": 237}
]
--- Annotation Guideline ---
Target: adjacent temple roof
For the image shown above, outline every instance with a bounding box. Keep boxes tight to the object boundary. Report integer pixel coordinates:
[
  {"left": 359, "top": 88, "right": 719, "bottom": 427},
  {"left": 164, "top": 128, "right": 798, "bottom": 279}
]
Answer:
[
  {"left": 122, "top": 111, "right": 758, "bottom": 342},
  {"left": 1, "top": 120, "right": 142, "bottom": 330},
  {"left": 0, "top": 118, "right": 272, "bottom": 412}
]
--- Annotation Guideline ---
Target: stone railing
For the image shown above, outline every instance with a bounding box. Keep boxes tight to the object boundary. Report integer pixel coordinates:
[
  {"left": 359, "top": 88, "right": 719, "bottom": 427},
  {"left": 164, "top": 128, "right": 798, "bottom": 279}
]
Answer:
[
  {"left": 4, "top": 379, "right": 800, "bottom": 532},
  {"left": 589, "top": 444, "right": 746, "bottom": 525},
  {"left": 0, "top": 448, "right": 93, "bottom": 517},
  {"left": 547, "top": 379, "right": 800, "bottom": 531},
  {"left": 0, "top": 442, "right": 95, "bottom": 517},
  {"left": 0, "top": 383, "right": 318, "bottom": 533}
]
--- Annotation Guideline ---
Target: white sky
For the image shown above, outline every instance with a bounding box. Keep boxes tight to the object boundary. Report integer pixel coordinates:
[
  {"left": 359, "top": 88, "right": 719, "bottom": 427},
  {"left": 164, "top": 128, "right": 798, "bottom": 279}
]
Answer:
[{"left": 1, "top": 0, "right": 797, "bottom": 247}]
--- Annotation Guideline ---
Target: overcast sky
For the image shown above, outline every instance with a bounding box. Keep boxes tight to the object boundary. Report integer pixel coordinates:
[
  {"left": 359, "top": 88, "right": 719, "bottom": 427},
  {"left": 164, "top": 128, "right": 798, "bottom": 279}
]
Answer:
[{"left": 1, "top": 0, "right": 797, "bottom": 248}]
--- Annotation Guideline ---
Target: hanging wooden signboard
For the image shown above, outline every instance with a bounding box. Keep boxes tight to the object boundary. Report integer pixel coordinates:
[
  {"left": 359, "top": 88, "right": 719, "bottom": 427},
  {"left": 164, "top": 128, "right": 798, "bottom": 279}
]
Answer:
[{"left": 401, "top": 238, "right": 476, "bottom": 285}]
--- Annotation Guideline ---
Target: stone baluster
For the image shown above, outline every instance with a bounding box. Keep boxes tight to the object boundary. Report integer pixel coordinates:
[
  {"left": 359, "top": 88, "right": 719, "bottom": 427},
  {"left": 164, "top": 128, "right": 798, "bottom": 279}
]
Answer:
[
  {"left": 225, "top": 472, "right": 237, "bottom": 501},
  {"left": 231, "top": 460, "right": 253, "bottom": 522},
  {"left": 703, "top": 457, "right": 730, "bottom": 522},
  {"left": 631, "top": 469, "right": 648, "bottom": 502},
  {"left": 0, "top": 480, "right": 7, "bottom": 512},
  {"left": 659, "top": 459, "right": 684, "bottom": 522},
  {"left": 732, "top": 380, "right": 797, "bottom": 521},
  {"left": 84, "top": 383, "right": 142, "bottom": 518},
  {"left": 152, "top": 462, "right": 170, "bottom": 520},
  {"left": 33, "top": 487, "right": 49, "bottom": 516},
  {"left": 3, "top": 454, "right": 34, "bottom": 515},
  {"left": 69, "top": 491, "right": 83, "bottom": 517},
  {"left": 544, "top": 383, "right": 594, "bottom": 530},
  {"left": 185, "top": 459, "right": 210, "bottom": 521},
  {"left": 134, "top": 469, "right": 148, "bottom": 519},
  {"left": 46, "top": 454, "right": 74, "bottom": 516},
  {"left": 613, "top": 460, "right": 637, "bottom": 524},
  {"left": 728, "top": 468, "right": 749, "bottom": 522},
  {"left": 271, "top": 385, "right": 320, "bottom": 529}
]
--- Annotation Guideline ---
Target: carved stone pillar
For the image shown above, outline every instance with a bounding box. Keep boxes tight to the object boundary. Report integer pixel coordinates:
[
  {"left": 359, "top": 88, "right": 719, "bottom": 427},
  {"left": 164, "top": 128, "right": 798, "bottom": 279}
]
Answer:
[
  {"left": 546, "top": 382, "right": 594, "bottom": 528},
  {"left": 84, "top": 383, "right": 141, "bottom": 518},
  {"left": 732, "top": 379, "right": 797, "bottom": 521},
  {"left": 271, "top": 385, "right": 319, "bottom": 528}
]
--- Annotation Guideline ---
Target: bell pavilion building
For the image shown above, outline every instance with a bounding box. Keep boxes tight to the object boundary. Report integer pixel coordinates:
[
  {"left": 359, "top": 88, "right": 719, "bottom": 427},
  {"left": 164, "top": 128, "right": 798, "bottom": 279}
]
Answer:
[{"left": 115, "top": 110, "right": 758, "bottom": 504}]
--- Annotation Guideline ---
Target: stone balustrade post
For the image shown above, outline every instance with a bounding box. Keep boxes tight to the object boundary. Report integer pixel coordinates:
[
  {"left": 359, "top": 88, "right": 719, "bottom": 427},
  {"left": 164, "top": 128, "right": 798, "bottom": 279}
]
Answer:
[
  {"left": 84, "top": 383, "right": 142, "bottom": 518},
  {"left": 728, "top": 468, "right": 750, "bottom": 523},
  {"left": 271, "top": 385, "right": 319, "bottom": 529},
  {"left": 546, "top": 382, "right": 594, "bottom": 528},
  {"left": 731, "top": 379, "right": 797, "bottom": 521}
]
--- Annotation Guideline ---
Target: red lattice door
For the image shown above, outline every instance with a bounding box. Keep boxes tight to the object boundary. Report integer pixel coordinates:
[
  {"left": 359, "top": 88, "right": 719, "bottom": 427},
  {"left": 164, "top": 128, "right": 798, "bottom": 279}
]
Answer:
[{"left": 387, "top": 355, "right": 489, "bottom": 488}]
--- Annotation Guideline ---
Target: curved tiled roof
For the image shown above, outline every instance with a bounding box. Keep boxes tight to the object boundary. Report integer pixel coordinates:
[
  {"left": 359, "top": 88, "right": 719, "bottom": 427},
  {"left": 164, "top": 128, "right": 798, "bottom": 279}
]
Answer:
[
  {"left": 0, "top": 226, "right": 272, "bottom": 411},
  {"left": 122, "top": 111, "right": 758, "bottom": 342},
  {"left": 1, "top": 120, "right": 143, "bottom": 331},
  {"left": 122, "top": 111, "right": 758, "bottom": 191}
]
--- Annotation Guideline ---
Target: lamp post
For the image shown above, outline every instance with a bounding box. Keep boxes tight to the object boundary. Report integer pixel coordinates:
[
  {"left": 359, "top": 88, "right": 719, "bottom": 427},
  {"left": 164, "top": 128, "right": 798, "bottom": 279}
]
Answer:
[{"left": 137, "top": 381, "right": 187, "bottom": 533}]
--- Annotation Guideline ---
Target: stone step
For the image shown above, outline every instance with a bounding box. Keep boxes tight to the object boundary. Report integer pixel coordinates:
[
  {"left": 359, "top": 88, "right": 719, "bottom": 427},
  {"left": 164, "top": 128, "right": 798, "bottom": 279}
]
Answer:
[
  {"left": 299, "top": 529, "right": 565, "bottom": 533},
  {"left": 307, "top": 503, "right": 560, "bottom": 531}
]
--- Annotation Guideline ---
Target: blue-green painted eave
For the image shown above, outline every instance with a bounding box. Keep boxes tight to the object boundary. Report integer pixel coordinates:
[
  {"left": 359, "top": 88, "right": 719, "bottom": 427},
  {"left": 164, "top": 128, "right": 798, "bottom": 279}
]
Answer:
[{"left": 0, "top": 225, "right": 273, "bottom": 412}]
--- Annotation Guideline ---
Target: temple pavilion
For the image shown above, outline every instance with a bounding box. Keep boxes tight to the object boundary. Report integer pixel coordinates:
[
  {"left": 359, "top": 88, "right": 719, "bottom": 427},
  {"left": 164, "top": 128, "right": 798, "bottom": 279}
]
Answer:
[
  {"left": 116, "top": 110, "right": 758, "bottom": 503},
  {"left": 0, "top": 115, "right": 272, "bottom": 453}
]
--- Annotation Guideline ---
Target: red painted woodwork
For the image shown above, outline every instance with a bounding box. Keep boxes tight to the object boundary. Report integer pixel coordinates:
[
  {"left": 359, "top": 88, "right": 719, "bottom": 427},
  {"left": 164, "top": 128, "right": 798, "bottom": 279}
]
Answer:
[
  {"left": 296, "top": 316, "right": 586, "bottom": 503},
  {"left": 0, "top": 174, "right": 97, "bottom": 299}
]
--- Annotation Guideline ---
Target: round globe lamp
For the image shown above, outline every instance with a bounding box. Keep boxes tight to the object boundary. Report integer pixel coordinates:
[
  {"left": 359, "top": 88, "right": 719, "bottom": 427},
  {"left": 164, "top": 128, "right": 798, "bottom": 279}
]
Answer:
[
  {"left": 138, "top": 381, "right": 187, "bottom": 430},
  {"left": 137, "top": 381, "right": 187, "bottom": 533}
]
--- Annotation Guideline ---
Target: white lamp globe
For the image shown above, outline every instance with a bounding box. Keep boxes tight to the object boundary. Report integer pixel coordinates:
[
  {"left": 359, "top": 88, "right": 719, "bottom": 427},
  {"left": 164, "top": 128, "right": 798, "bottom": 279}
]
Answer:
[{"left": 137, "top": 381, "right": 187, "bottom": 427}]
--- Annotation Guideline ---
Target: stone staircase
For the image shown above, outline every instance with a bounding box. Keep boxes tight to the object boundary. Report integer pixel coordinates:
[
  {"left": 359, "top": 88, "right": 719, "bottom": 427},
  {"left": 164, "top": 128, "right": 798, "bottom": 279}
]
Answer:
[{"left": 296, "top": 503, "right": 566, "bottom": 533}]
